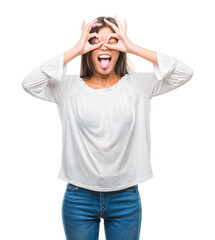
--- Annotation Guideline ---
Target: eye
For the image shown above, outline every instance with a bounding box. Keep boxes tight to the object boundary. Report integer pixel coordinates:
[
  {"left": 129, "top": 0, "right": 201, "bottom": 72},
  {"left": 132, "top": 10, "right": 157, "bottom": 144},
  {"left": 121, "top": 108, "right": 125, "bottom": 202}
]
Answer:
[
  {"left": 108, "top": 38, "right": 118, "bottom": 43},
  {"left": 92, "top": 37, "right": 118, "bottom": 45},
  {"left": 93, "top": 39, "right": 99, "bottom": 44}
]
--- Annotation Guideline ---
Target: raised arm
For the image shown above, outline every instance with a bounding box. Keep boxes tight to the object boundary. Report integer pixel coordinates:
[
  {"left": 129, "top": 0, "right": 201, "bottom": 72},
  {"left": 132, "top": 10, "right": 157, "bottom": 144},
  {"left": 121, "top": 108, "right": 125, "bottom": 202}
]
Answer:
[
  {"left": 22, "top": 52, "right": 69, "bottom": 104},
  {"left": 102, "top": 16, "right": 193, "bottom": 98},
  {"left": 130, "top": 45, "right": 194, "bottom": 98},
  {"left": 22, "top": 18, "right": 104, "bottom": 104},
  {"left": 129, "top": 45, "right": 158, "bottom": 66}
]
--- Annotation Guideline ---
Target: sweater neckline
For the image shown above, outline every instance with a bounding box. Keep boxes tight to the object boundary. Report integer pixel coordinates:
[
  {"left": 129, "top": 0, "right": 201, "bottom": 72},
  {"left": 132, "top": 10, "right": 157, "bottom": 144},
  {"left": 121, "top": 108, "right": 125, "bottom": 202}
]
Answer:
[{"left": 78, "top": 74, "right": 127, "bottom": 93}]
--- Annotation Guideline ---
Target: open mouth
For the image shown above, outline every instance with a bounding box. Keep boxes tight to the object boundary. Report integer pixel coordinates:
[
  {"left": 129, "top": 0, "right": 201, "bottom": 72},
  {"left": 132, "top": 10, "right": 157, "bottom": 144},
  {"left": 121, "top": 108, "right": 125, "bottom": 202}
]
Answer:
[{"left": 98, "top": 56, "right": 112, "bottom": 69}]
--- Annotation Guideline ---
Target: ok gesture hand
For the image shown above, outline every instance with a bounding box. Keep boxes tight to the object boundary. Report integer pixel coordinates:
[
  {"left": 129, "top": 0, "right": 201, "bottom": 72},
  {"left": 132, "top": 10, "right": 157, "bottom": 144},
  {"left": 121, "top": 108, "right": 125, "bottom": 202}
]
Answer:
[
  {"left": 75, "top": 19, "right": 104, "bottom": 55},
  {"left": 103, "top": 15, "right": 135, "bottom": 53}
]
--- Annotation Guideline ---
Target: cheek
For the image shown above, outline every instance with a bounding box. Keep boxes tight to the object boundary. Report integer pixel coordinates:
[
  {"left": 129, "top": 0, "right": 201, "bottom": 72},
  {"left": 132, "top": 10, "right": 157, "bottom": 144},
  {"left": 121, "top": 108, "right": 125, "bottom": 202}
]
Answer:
[
  {"left": 91, "top": 53, "right": 98, "bottom": 64},
  {"left": 112, "top": 53, "right": 120, "bottom": 63}
]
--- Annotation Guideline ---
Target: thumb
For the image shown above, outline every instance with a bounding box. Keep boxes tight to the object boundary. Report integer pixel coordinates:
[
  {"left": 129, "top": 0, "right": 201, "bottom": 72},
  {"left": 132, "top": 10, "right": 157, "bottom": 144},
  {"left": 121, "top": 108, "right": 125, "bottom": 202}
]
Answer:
[
  {"left": 103, "top": 43, "right": 115, "bottom": 50},
  {"left": 92, "top": 41, "right": 104, "bottom": 50}
]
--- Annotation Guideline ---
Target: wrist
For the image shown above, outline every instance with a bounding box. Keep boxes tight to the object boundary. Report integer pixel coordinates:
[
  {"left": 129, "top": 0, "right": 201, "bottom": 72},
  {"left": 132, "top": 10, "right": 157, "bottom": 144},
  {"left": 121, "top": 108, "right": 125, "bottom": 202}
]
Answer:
[
  {"left": 72, "top": 47, "right": 82, "bottom": 56},
  {"left": 63, "top": 47, "right": 81, "bottom": 65},
  {"left": 128, "top": 44, "right": 139, "bottom": 55}
]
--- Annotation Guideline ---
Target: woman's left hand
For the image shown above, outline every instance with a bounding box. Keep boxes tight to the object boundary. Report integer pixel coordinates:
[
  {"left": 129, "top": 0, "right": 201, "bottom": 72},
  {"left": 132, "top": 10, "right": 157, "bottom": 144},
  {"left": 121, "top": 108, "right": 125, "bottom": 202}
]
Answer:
[{"left": 103, "top": 15, "right": 135, "bottom": 53}]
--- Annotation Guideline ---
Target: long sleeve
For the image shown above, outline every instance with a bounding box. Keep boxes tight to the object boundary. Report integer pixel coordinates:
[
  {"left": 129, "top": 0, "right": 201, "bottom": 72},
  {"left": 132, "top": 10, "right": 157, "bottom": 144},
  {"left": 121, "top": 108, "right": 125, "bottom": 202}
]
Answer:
[
  {"left": 22, "top": 53, "right": 68, "bottom": 104},
  {"left": 150, "top": 52, "right": 194, "bottom": 98},
  {"left": 128, "top": 52, "right": 194, "bottom": 99}
]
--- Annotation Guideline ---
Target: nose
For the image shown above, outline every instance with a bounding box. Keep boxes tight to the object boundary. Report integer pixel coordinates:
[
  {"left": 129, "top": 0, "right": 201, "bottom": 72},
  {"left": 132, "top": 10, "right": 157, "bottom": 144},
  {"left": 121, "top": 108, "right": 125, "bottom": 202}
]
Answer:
[{"left": 100, "top": 42, "right": 109, "bottom": 50}]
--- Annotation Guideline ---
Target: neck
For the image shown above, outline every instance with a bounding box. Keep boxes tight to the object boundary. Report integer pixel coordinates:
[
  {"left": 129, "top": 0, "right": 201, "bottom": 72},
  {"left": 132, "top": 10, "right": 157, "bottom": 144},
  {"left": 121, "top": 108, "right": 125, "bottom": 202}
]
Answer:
[{"left": 89, "top": 72, "right": 120, "bottom": 86}]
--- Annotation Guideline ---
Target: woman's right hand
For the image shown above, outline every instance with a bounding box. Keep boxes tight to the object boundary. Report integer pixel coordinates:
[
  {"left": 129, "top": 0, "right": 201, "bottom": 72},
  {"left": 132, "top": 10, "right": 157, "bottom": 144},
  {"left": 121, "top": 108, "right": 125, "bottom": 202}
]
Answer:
[{"left": 74, "top": 19, "right": 104, "bottom": 55}]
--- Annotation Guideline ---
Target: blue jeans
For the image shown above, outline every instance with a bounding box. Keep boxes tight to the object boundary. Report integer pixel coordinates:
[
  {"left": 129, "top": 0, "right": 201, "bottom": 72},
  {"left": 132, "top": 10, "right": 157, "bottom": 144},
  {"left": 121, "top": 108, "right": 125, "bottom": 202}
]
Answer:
[{"left": 61, "top": 183, "right": 142, "bottom": 240}]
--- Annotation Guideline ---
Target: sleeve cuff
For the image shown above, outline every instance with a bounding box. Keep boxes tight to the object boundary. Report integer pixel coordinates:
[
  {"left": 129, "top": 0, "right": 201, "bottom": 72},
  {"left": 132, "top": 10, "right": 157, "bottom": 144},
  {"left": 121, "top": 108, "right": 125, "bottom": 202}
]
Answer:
[
  {"left": 40, "top": 53, "right": 67, "bottom": 82},
  {"left": 152, "top": 52, "right": 178, "bottom": 81}
]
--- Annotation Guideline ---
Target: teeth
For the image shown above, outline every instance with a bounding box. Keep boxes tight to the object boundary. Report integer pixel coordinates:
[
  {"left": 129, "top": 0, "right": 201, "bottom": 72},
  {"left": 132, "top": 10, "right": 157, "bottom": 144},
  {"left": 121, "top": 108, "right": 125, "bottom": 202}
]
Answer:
[{"left": 98, "top": 55, "right": 111, "bottom": 59}]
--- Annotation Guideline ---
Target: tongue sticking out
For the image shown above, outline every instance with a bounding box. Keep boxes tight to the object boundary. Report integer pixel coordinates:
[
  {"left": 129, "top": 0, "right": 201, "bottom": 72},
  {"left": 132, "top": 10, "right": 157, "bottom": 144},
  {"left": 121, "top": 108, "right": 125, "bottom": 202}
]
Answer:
[{"left": 99, "top": 58, "right": 110, "bottom": 69}]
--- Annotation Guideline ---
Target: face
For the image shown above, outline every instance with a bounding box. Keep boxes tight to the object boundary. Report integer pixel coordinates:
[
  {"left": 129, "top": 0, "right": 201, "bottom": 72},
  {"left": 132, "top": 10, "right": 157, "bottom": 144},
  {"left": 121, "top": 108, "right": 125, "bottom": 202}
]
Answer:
[{"left": 91, "top": 26, "right": 119, "bottom": 75}]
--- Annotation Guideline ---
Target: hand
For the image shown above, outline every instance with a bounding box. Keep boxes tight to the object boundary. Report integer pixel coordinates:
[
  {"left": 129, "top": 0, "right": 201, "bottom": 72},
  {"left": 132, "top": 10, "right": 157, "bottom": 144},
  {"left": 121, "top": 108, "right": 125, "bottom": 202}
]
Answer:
[
  {"left": 103, "top": 15, "right": 135, "bottom": 53},
  {"left": 74, "top": 19, "right": 104, "bottom": 55}
]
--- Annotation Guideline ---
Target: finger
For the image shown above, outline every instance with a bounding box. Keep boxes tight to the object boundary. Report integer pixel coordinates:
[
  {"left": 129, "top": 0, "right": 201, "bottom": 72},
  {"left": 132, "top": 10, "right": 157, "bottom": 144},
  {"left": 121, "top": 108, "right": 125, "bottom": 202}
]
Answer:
[
  {"left": 82, "top": 20, "right": 86, "bottom": 30},
  {"left": 85, "top": 19, "right": 98, "bottom": 31},
  {"left": 88, "top": 32, "right": 102, "bottom": 42},
  {"left": 105, "top": 33, "right": 118, "bottom": 43},
  {"left": 92, "top": 41, "right": 104, "bottom": 50},
  {"left": 124, "top": 19, "right": 127, "bottom": 34},
  {"left": 89, "top": 23, "right": 102, "bottom": 32},
  {"left": 91, "top": 22, "right": 102, "bottom": 28},
  {"left": 87, "top": 18, "right": 98, "bottom": 26},
  {"left": 104, "top": 18, "right": 119, "bottom": 33},
  {"left": 103, "top": 43, "right": 117, "bottom": 50},
  {"left": 95, "top": 33, "right": 102, "bottom": 42},
  {"left": 114, "top": 15, "right": 123, "bottom": 31},
  {"left": 86, "top": 23, "right": 102, "bottom": 33}
]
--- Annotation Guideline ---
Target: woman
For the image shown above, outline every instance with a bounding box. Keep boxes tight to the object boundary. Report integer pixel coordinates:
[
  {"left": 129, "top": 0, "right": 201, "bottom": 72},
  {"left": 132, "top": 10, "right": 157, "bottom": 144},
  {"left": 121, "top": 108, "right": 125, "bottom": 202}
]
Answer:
[{"left": 22, "top": 15, "right": 193, "bottom": 240}]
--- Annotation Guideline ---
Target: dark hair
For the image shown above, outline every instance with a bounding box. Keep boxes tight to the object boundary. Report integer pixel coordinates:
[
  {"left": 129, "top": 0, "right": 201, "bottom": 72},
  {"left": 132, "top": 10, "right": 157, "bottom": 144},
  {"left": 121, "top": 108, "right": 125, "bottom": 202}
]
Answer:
[{"left": 80, "top": 16, "right": 133, "bottom": 79}]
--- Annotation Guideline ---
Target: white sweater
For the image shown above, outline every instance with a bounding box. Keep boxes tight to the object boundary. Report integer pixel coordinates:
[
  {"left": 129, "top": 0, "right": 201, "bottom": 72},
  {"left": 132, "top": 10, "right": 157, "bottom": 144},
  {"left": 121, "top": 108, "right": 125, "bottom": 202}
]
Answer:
[{"left": 22, "top": 52, "right": 193, "bottom": 192}]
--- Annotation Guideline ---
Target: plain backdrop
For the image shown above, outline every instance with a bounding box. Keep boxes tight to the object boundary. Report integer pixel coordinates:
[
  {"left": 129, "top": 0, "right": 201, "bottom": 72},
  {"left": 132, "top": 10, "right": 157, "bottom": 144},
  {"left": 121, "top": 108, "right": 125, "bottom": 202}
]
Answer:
[{"left": 1, "top": 0, "right": 214, "bottom": 239}]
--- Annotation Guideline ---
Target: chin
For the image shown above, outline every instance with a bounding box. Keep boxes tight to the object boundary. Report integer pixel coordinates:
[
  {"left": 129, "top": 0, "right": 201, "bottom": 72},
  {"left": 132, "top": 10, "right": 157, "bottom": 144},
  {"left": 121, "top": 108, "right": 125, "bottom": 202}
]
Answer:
[{"left": 96, "top": 67, "right": 114, "bottom": 75}]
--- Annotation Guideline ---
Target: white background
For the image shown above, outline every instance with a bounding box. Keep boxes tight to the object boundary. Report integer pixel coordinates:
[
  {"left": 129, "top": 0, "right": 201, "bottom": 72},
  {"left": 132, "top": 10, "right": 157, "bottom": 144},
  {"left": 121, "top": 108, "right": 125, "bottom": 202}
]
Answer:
[{"left": 1, "top": 0, "right": 214, "bottom": 239}]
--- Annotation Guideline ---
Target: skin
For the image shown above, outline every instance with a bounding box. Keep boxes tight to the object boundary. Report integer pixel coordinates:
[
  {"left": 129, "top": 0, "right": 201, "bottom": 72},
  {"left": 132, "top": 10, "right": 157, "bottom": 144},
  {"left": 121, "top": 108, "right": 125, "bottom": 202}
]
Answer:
[
  {"left": 83, "top": 26, "right": 121, "bottom": 89},
  {"left": 63, "top": 15, "right": 158, "bottom": 89}
]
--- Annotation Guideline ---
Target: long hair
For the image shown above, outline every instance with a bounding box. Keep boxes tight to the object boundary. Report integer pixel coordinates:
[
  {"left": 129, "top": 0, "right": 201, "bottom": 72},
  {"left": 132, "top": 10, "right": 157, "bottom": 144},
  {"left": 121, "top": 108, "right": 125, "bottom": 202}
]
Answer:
[{"left": 80, "top": 16, "right": 134, "bottom": 78}]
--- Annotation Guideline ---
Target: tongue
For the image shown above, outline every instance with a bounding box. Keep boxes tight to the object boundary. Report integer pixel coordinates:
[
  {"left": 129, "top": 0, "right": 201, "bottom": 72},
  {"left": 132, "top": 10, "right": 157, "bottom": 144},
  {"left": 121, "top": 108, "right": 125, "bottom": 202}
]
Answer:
[{"left": 100, "top": 59, "right": 110, "bottom": 69}]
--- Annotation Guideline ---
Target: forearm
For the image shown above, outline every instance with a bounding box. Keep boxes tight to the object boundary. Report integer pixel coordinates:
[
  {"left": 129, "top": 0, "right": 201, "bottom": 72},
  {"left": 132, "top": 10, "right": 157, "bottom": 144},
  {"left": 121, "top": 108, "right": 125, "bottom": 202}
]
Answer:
[
  {"left": 22, "top": 53, "right": 67, "bottom": 103},
  {"left": 63, "top": 47, "right": 81, "bottom": 65},
  {"left": 130, "top": 44, "right": 158, "bottom": 65}
]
